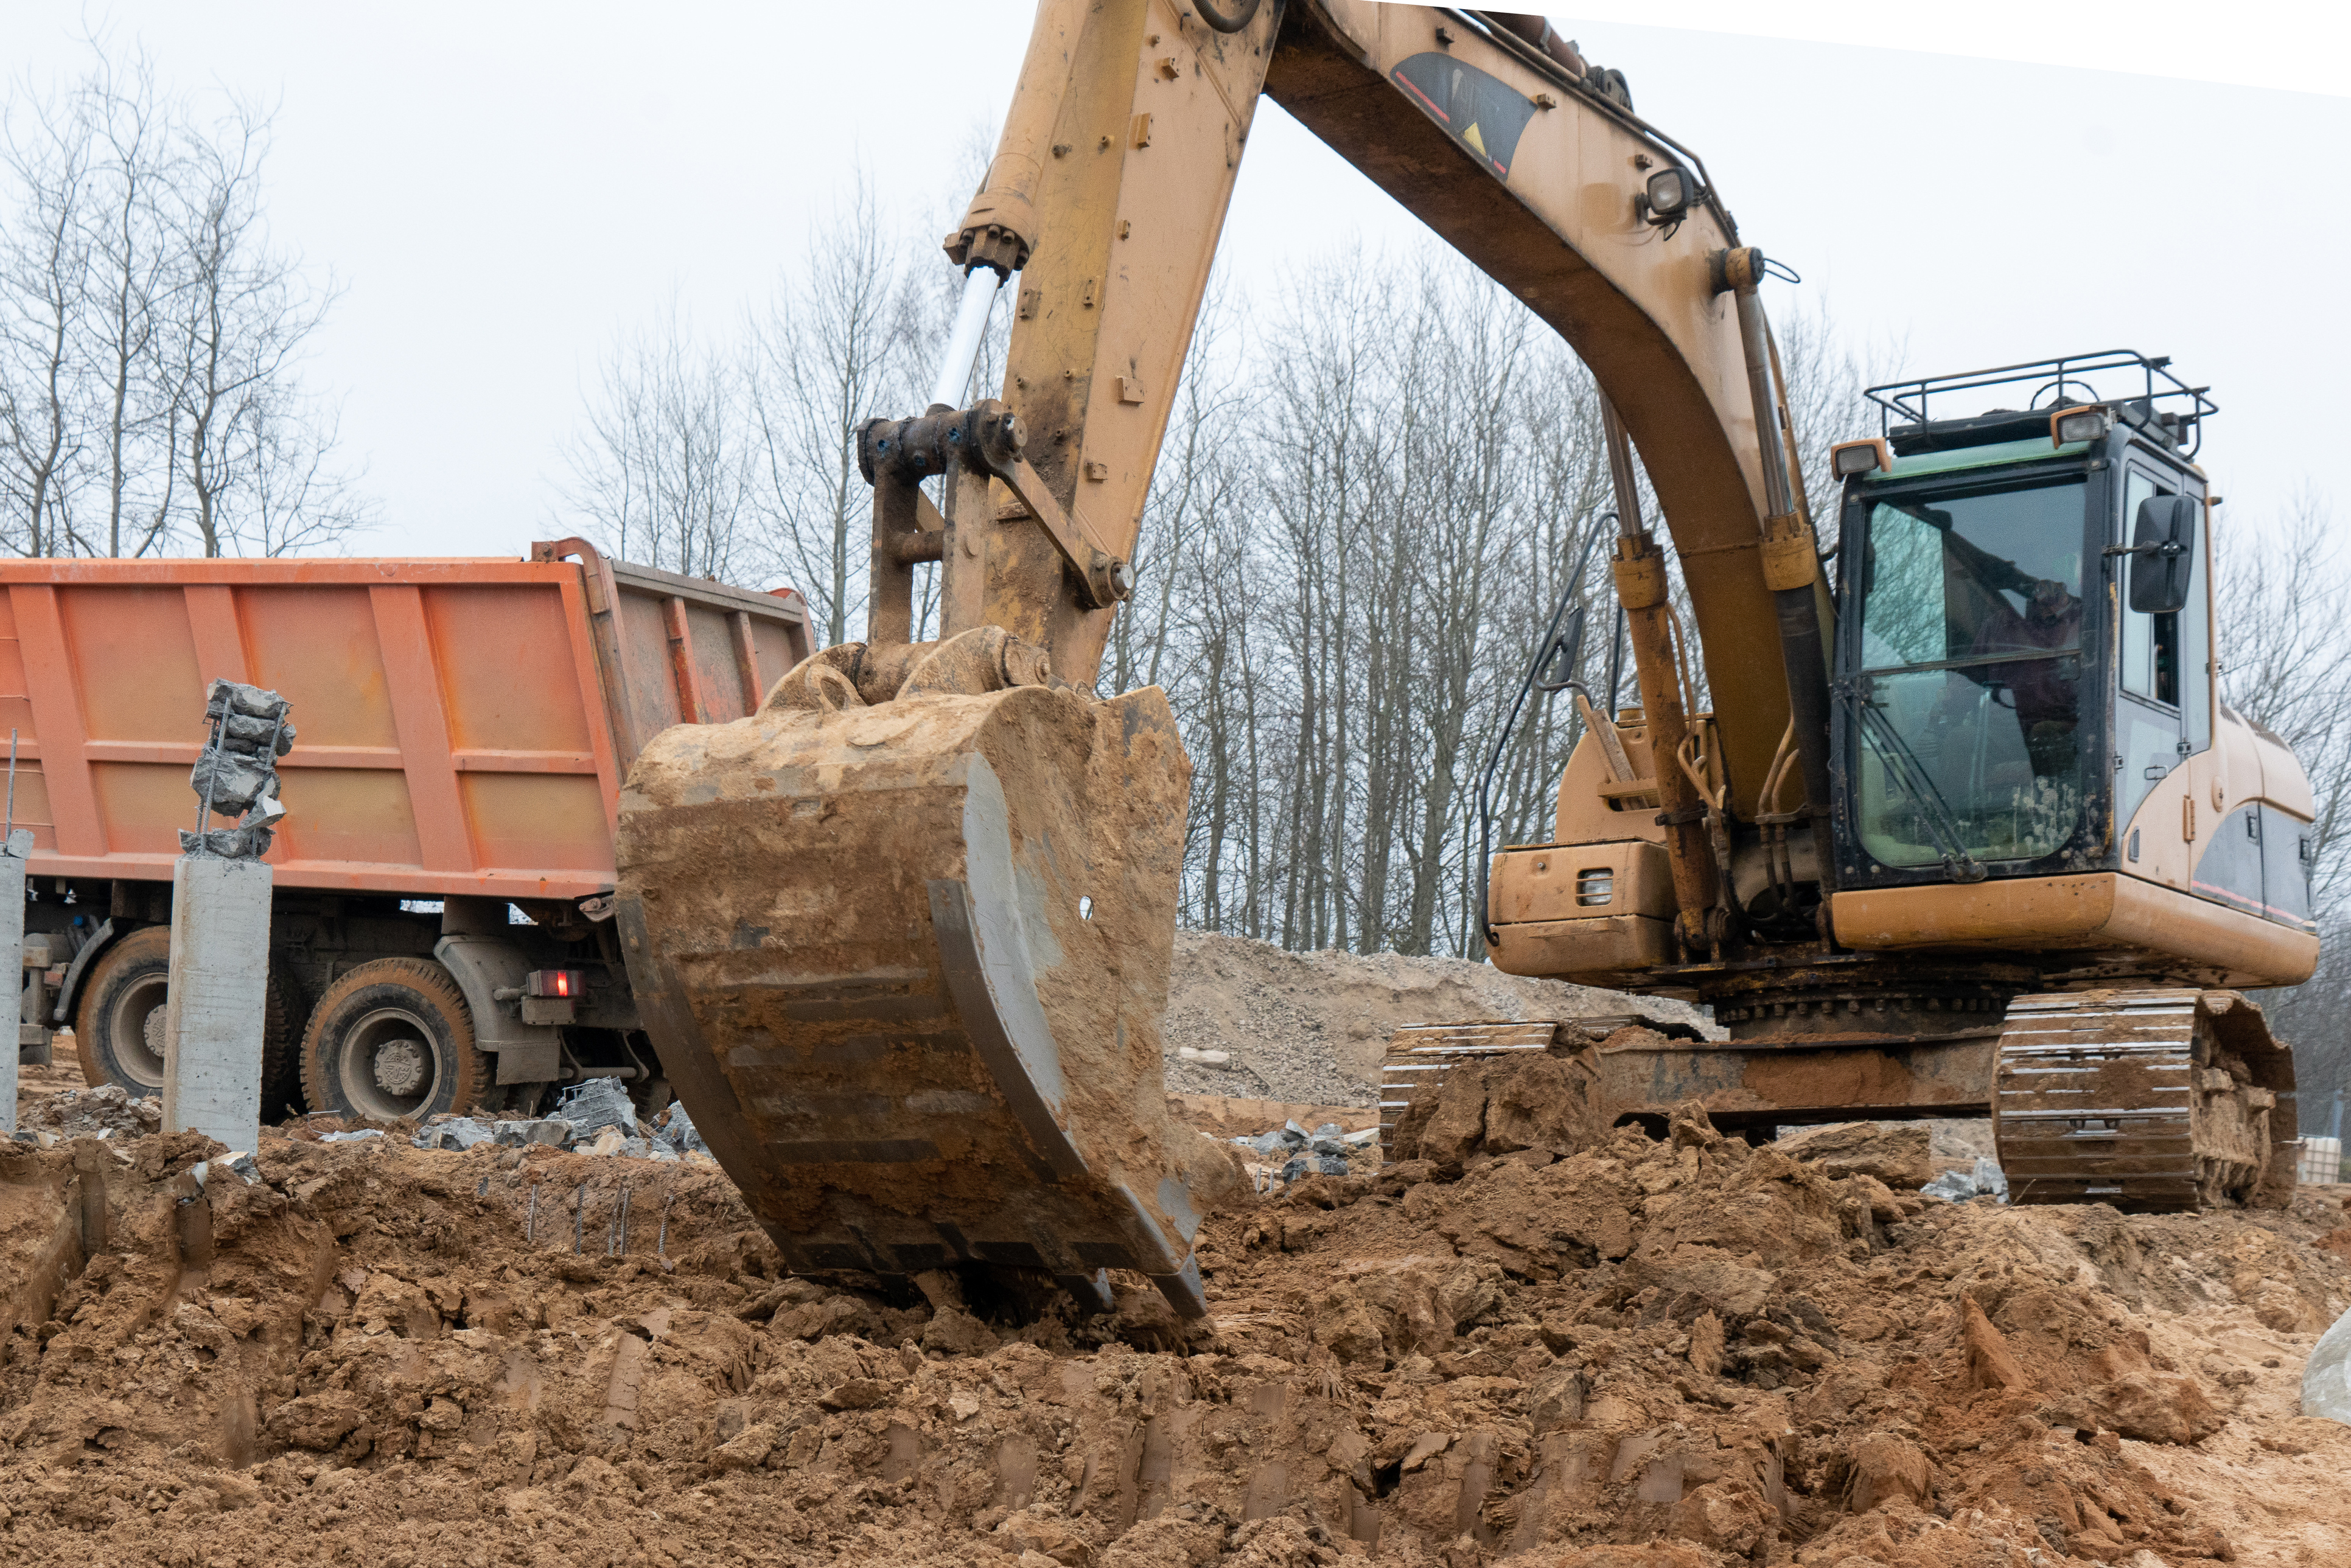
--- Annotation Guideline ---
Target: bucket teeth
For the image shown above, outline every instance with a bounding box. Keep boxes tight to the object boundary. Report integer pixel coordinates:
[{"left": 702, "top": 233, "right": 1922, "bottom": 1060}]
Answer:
[{"left": 617, "top": 677, "right": 1215, "bottom": 1318}]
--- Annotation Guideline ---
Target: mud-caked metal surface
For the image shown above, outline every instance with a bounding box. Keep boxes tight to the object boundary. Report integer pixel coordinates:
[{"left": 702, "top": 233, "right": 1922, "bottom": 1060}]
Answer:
[
  {"left": 614, "top": 678, "right": 1216, "bottom": 1316},
  {"left": 1994, "top": 989, "right": 2298, "bottom": 1211}
]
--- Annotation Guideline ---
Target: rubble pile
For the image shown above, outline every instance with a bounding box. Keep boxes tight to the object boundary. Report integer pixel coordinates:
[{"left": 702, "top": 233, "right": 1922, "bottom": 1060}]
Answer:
[
  {"left": 13, "top": 1082, "right": 161, "bottom": 1142},
  {"left": 408, "top": 1078, "right": 712, "bottom": 1164},
  {"left": 0, "top": 1072, "right": 2338, "bottom": 1567},
  {"left": 1234, "top": 1120, "right": 1383, "bottom": 1187}
]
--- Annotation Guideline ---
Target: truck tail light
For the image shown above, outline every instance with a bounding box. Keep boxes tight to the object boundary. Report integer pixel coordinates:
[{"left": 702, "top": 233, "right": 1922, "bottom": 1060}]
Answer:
[{"left": 526, "top": 969, "right": 585, "bottom": 999}]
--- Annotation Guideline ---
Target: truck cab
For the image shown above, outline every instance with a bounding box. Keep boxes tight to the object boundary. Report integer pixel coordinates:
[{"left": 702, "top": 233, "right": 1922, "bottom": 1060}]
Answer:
[{"left": 1824, "top": 352, "right": 2318, "bottom": 988}]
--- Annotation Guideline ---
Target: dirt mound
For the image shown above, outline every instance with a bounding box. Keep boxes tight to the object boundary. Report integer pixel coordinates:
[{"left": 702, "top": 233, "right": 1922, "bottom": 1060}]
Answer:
[
  {"left": 0, "top": 1074, "right": 2344, "bottom": 1567},
  {"left": 1162, "top": 930, "right": 1710, "bottom": 1106}
]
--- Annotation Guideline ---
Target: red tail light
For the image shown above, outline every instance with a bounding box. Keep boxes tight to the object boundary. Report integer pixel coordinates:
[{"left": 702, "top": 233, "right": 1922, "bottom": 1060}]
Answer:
[{"left": 525, "top": 968, "right": 585, "bottom": 999}]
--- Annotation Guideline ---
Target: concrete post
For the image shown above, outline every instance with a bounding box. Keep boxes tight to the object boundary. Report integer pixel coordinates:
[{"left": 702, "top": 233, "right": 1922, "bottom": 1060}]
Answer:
[
  {"left": 160, "top": 855, "right": 274, "bottom": 1154},
  {"left": 0, "top": 829, "right": 27, "bottom": 1135}
]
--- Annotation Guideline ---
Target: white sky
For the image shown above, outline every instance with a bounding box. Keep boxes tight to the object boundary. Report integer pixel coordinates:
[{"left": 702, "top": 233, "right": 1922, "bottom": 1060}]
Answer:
[{"left": 5, "top": 1, "right": 2346, "bottom": 568}]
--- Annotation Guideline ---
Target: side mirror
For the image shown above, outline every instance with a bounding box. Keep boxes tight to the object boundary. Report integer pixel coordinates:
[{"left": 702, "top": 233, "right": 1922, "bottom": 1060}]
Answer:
[{"left": 2129, "top": 495, "right": 2198, "bottom": 615}]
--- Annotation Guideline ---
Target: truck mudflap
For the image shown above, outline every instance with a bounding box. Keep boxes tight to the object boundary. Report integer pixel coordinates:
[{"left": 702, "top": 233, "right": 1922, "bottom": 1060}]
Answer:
[
  {"left": 1994, "top": 989, "right": 2298, "bottom": 1211},
  {"left": 615, "top": 672, "right": 1214, "bottom": 1317}
]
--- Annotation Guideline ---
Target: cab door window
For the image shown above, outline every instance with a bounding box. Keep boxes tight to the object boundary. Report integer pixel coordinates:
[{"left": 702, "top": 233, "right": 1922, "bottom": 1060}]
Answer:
[{"left": 2114, "top": 465, "right": 2210, "bottom": 844}]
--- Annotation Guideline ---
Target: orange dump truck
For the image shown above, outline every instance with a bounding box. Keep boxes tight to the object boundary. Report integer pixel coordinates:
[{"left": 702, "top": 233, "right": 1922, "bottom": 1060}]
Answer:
[{"left": 0, "top": 539, "right": 810, "bottom": 1119}]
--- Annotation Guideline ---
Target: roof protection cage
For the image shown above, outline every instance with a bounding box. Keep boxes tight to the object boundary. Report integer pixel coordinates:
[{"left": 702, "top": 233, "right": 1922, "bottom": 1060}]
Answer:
[{"left": 1865, "top": 350, "right": 2220, "bottom": 458}]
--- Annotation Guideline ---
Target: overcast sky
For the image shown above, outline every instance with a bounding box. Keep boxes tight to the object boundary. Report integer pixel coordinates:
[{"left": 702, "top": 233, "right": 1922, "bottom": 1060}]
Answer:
[{"left": 6, "top": 1, "right": 2344, "bottom": 570}]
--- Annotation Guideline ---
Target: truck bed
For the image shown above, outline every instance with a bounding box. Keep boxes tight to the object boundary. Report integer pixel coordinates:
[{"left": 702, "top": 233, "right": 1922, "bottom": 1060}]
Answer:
[{"left": 0, "top": 539, "right": 808, "bottom": 902}]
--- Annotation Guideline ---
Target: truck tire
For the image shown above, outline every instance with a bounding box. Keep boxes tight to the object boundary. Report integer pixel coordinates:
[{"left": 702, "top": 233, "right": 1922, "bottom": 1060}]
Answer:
[
  {"left": 74, "top": 925, "right": 174, "bottom": 1095},
  {"left": 75, "top": 927, "right": 311, "bottom": 1115},
  {"left": 259, "top": 963, "right": 310, "bottom": 1121},
  {"left": 300, "top": 958, "right": 494, "bottom": 1121}
]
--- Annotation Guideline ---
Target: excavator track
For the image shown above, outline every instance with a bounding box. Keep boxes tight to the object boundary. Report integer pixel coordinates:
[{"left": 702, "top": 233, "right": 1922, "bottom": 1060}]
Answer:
[
  {"left": 1993, "top": 989, "right": 2297, "bottom": 1211},
  {"left": 613, "top": 638, "right": 1221, "bottom": 1319}
]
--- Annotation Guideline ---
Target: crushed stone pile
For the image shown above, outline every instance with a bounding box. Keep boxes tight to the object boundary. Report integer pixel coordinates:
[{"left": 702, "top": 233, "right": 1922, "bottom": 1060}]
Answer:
[
  {"left": 13, "top": 1082, "right": 161, "bottom": 1143},
  {"left": 1233, "top": 1119, "right": 1384, "bottom": 1190},
  {"left": 409, "top": 1080, "right": 711, "bottom": 1163},
  {"left": 1162, "top": 929, "right": 1711, "bottom": 1106},
  {"left": 0, "top": 1075, "right": 2344, "bottom": 1567}
]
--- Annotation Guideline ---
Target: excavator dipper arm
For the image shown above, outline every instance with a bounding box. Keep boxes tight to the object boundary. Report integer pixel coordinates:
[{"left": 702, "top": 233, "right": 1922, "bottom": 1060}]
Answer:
[{"left": 615, "top": 1, "right": 1822, "bottom": 1315}]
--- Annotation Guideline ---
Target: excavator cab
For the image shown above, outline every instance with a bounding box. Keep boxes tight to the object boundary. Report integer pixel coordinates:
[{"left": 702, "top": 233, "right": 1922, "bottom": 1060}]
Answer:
[{"left": 1822, "top": 352, "right": 2317, "bottom": 986}]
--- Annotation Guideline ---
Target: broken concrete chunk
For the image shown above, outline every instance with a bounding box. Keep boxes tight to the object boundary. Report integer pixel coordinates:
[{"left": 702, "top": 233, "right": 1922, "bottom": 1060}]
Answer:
[
  {"left": 658, "top": 1102, "right": 708, "bottom": 1156},
  {"left": 1924, "top": 1156, "right": 2011, "bottom": 1204},
  {"left": 1279, "top": 1154, "right": 1349, "bottom": 1184},
  {"left": 552, "top": 1077, "right": 640, "bottom": 1140},
  {"left": 2303, "top": 1305, "right": 2351, "bottom": 1424},
  {"left": 492, "top": 1119, "right": 573, "bottom": 1148},
  {"left": 412, "top": 1117, "right": 494, "bottom": 1152}
]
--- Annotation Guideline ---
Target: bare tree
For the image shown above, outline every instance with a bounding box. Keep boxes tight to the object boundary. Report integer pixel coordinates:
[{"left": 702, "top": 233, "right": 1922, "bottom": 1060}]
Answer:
[
  {"left": 2221, "top": 492, "right": 2351, "bottom": 1112},
  {"left": 0, "top": 41, "right": 368, "bottom": 558},
  {"left": 80, "top": 49, "right": 182, "bottom": 557},
  {"left": 166, "top": 107, "right": 341, "bottom": 558},
  {"left": 0, "top": 80, "right": 93, "bottom": 557},
  {"left": 564, "top": 304, "right": 753, "bottom": 579},
  {"left": 744, "top": 178, "right": 926, "bottom": 644}
]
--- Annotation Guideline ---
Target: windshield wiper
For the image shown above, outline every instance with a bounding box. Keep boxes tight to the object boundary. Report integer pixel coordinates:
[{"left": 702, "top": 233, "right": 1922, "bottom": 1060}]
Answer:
[
  {"left": 1845, "top": 685, "right": 1988, "bottom": 883},
  {"left": 1860, "top": 646, "right": 2081, "bottom": 680}
]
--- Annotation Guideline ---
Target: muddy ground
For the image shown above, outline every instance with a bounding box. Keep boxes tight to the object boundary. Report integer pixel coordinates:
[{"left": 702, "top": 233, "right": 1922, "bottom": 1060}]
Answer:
[{"left": 0, "top": 1059, "right": 2344, "bottom": 1568}]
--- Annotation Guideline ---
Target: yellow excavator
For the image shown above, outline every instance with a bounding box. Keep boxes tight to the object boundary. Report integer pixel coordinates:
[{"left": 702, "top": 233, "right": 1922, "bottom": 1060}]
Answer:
[{"left": 613, "top": 1, "right": 2314, "bottom": 1318}]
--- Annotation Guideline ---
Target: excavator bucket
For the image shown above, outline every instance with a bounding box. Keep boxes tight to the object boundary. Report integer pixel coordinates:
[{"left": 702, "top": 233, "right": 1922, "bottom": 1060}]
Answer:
[{"left": 613, "top": 660, "right": 1217, "bottom": 1317}]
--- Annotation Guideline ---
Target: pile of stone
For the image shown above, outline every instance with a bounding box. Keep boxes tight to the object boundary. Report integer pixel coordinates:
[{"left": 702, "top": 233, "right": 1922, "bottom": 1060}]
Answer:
[
  {"left": 15, "top": 1083, "right": 163, "bottom": 1142},
  {"left": 1922, "top": 1155, "right": 2011, "bottom": 1204},
  {"left": 410, "top": 1078, "right": 711, "bottom": 1163},
  {"left": 1231, "top": 1117, "right": 1380, "bottom": 1185}
]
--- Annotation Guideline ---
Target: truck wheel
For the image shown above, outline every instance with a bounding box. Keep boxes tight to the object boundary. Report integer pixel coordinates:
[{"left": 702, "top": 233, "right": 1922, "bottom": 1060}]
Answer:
[
  {"left": 300, "top": 958, "right": 493, "bottom": 1121},
  {"left": 259, "top": 963, "right": 310, "bottom": 1121},
  {"left": 75, "top": 925, "right": 174, "bottom": 1094},
  {"left": 76, "top": 927, "right": 312, "bottom": 1117}
]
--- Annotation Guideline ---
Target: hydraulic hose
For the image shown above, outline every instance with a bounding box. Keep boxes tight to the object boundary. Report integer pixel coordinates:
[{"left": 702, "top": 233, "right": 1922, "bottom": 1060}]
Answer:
[{"left": 1193, "top": 0, "right": 1261, "bottom": 33}]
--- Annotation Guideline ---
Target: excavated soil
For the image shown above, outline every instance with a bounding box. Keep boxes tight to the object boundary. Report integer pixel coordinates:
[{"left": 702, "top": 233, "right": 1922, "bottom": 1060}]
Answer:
[
  {"left": 0, "top": 1064, "right": 2346, "bottom": 1568},
  {"left": 1160, "top": 932, "right": 1710, "bottom": 1106},
  {"left": 1155, "top": 935, "right": 1992, "bottom": 1174}
]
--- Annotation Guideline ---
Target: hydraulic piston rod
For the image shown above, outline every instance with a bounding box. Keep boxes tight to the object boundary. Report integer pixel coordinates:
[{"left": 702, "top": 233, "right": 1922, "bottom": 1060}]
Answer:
[{"left": 929, "top": 267, "right": 1005, "bottom": 413}]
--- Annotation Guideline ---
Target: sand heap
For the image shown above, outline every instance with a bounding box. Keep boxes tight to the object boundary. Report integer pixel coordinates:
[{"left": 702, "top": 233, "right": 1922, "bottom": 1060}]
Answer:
[
  {"left": 1162, "top": 930, "right": 1710, "bottom": 1106},
  {"left": 0, "top": 1080, "right": 2343, "bottom": 1567}
]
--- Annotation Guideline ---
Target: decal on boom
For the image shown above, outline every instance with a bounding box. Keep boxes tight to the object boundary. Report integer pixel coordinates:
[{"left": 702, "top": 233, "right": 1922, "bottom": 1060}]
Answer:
[{"left": 1390, "top": 54, "right": 1537, "bottom": 178}]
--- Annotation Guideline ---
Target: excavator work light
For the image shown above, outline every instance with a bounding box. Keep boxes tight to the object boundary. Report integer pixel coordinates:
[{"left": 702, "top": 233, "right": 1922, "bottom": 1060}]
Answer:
[
  {"left": 1635, "top": 167, "right": 1693, "bottom": 225},
  {"left": 2052, "top": 406, "right": 2110, "bottom": 445},
  {"left": 1831, "top": 438, "right": 1892, "bottom": 477}
]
